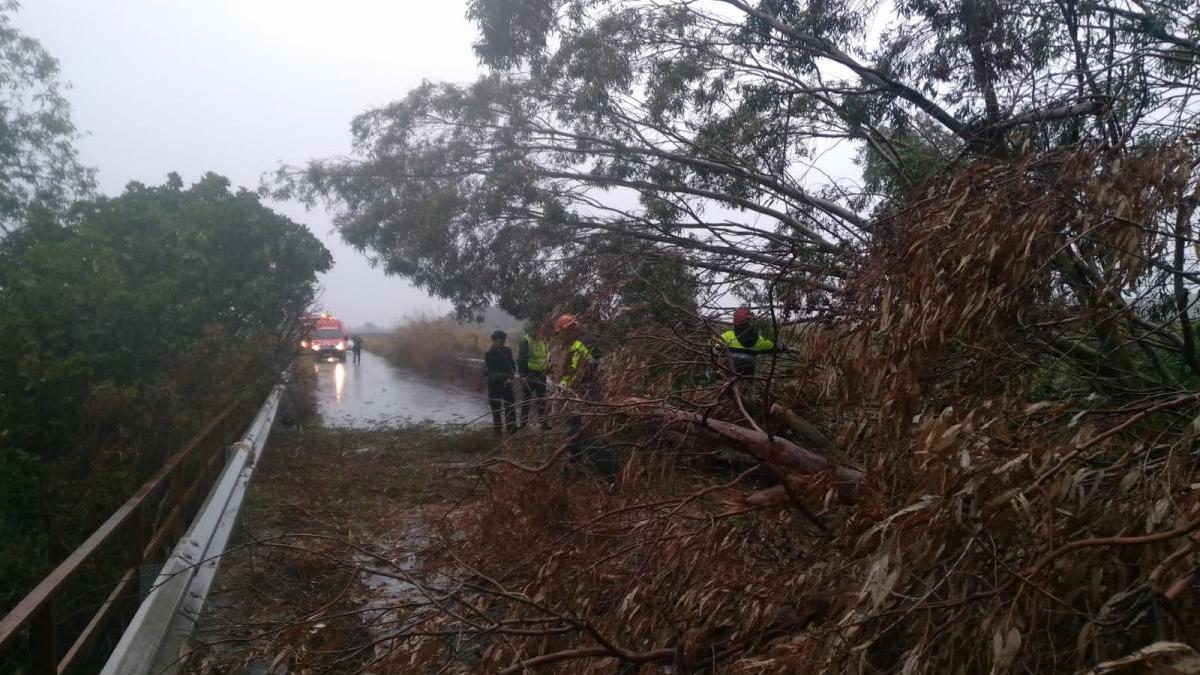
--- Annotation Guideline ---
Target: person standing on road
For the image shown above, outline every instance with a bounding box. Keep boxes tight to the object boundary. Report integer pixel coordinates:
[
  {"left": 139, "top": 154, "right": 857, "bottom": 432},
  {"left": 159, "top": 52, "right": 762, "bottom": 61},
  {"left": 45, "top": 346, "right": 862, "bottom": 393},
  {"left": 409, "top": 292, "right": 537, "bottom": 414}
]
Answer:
[
  {"left": 482, "top": 330, "right": 517, "bottom": 435},
  {"left": 517, "top": 329, "right": 551, "bottom": 429},
  {"left": 350, "top": 335, "right": 363, "bottom": 364}
]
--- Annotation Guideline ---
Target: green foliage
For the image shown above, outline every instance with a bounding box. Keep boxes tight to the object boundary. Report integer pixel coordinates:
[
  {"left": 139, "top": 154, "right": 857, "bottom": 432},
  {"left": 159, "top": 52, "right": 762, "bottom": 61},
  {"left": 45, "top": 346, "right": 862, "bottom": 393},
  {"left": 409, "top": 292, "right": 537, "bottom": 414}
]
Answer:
[
  {"left": 0, "top": 1, "right": 94, "bottom": 235},
  {"left": 857, "top": 119, "right": 962, "bottom": 201},
  {"left": 290, "top": 0, "right": 1200, "bottom": 325},
  {"left": 618, "top": 254, "right": 698, "bottom": 323},
  {"left": 0, "top": 173, "right": 330, "bottom": 611},
  {"left": 467, "top": 0, "right": 556, "bottom": 70}
]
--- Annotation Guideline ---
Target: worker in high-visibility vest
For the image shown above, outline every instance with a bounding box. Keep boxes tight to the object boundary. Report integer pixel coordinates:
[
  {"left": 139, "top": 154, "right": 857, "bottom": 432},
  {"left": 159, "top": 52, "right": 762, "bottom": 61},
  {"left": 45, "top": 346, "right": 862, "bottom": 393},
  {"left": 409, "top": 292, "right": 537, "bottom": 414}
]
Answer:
[
  {"left": 552, "top": 313, "right": 616, "bottom": 474},
  {"left": 717, "top": 307, "right": 788, "bottom": 377},
  {"left": 554, "top": 313, "right": 600, "bottom": 388},
  {"left": 517, "top": 330, "right": 551, "bottom": 429}
]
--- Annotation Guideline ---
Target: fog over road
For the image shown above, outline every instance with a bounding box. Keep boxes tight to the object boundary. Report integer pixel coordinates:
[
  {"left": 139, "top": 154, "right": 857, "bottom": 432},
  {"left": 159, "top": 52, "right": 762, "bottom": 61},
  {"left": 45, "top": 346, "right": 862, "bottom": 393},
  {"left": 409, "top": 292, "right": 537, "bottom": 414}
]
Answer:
[{"left": 311, "top": 350, "right": 487, "bottom": 428}]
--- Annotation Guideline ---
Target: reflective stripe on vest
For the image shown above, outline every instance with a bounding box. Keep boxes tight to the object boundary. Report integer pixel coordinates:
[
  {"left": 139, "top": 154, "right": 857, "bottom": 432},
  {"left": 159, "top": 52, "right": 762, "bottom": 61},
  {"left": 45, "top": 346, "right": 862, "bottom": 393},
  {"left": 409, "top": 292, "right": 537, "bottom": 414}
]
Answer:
[{"left": 523, "top": 334, "right": 549, "bottom": 372}]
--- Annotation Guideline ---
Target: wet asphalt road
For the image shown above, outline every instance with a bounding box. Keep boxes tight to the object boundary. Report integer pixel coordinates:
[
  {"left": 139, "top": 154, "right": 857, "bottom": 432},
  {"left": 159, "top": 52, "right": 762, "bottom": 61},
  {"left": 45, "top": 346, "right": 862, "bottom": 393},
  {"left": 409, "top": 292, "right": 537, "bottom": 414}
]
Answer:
[{"left": 310, "top": 350, "right": 488, "bottom": 428}]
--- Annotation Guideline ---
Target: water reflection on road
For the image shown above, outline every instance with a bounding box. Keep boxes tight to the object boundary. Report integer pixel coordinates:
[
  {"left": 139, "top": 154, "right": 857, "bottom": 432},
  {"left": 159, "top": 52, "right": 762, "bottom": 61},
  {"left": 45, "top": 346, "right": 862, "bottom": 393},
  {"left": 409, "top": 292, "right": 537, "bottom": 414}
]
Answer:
[{"left": 311, "top": 350, "right": 488, "bottom": 428}]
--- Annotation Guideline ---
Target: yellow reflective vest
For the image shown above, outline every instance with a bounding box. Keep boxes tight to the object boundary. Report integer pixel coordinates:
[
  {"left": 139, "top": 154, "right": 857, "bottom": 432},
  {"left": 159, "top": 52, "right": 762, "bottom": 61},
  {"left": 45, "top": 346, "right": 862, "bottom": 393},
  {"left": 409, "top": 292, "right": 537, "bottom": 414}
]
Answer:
[
  {"left": 521, "top": 334, "right": 550, "bottom": 373},
  {"left": 718, "top": 330, "right": 775, "bottom": 352},
  {"left": 717, "top": 329, "right": 777, "bottom": 377},
  {"left": 561, "top": 339, "right": 593, "bottom": 386}
]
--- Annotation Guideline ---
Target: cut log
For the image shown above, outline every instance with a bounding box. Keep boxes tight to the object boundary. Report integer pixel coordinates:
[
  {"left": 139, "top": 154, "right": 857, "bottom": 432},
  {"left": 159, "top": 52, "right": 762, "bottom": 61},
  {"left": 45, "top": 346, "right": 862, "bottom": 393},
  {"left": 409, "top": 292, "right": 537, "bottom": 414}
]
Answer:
[
  {"left": 768, "top": 404, "right": 860, "bottom": 469},
  {"left": 744, "top": 484, "right": 790, "bottom": 507},
  {"left": 769, "top": 403, "right": 835, "bottom": 449}
]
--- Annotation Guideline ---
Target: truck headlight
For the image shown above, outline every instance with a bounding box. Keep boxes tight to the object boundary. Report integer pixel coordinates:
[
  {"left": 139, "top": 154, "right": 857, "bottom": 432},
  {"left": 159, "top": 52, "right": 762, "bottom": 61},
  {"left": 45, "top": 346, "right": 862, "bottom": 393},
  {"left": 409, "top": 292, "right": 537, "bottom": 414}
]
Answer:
[
  {"left": 336, "top": 342, "right": 346, "bottom": 350},
  {"left": 311, "top": 344, "right": 320, "bottom": 351}
]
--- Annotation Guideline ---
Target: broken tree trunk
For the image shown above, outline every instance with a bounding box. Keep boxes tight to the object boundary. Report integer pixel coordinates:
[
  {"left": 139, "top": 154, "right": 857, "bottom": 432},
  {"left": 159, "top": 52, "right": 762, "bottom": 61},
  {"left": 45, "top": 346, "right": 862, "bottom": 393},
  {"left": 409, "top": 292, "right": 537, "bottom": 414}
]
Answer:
[
  {"left": 621, "top": 398, "right": 864, "bottom": 505},
  {"left": 768, "top": 404, "right": 860, "bottom": 470}
]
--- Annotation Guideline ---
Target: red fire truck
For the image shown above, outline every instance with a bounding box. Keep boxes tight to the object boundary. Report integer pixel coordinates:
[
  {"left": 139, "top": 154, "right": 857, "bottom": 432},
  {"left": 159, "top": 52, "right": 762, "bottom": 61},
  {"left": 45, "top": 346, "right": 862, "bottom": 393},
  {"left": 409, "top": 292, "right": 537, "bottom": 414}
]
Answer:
[{"left": 298, "top": 313, "right": 349, "bottom": 361}]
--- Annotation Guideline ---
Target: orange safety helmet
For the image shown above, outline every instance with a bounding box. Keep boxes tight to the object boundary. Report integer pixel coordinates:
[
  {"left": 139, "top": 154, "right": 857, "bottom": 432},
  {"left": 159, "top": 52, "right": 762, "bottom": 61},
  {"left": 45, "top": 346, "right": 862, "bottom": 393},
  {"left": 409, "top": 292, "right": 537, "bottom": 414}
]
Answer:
[
  {"left": 733, "top": 307, "right": 753, "bottom": 325},
  {"left": 554, "top": 313, "right": 579, "bottom": 333}
]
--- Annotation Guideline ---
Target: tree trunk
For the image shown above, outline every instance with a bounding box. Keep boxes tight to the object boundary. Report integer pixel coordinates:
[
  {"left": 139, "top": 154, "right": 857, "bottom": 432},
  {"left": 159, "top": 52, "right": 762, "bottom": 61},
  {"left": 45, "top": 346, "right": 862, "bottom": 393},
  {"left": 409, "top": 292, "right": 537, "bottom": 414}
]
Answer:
[
  {"left": 768, "top": 404, "right": 860, "bottom": 469},
  {"left": 620, "top": 398, "right": 864, "bottom": 505}
]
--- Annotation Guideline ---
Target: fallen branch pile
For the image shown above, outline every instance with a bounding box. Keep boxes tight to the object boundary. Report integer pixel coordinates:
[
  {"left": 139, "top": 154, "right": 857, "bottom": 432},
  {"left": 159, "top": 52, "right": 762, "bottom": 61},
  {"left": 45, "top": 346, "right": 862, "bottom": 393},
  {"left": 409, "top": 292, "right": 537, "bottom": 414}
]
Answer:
[
  {"left": 219, "top": 145, "right": 1200, "bottom": 673},
  {"left": 346, "top": 145, "right": 1200, "bottom": 673}
]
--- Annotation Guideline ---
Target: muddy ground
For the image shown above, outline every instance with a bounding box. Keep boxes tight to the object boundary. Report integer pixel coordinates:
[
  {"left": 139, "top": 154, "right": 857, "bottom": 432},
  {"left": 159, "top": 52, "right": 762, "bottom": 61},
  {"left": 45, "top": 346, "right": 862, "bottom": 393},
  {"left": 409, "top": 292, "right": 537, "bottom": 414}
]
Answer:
[{"left": 180, "top": 377, "right": 494, "bottom": 675}]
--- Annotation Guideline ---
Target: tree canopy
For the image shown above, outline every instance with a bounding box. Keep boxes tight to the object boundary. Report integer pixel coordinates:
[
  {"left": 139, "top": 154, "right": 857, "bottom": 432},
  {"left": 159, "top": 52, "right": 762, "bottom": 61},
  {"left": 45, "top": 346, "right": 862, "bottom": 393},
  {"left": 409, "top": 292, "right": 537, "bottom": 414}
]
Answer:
[
  {"left": 0, "top": 1, "right": 94, "bottom": 235},
  {"left": 0, "top": 173, "right": 330, "bottom": 611},
  {"left": 0, "top": 1, "right": 337, "bottom": 646},
  {"left": 284, "top": 0, "right": 1199, "bottom": 323}
]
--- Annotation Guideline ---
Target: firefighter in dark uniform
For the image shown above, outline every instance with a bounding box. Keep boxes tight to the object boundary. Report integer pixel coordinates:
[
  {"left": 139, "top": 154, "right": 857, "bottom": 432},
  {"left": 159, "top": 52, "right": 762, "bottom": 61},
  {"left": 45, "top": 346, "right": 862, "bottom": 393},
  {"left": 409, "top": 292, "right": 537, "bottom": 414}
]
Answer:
[{"left": 482, "top": 330, "right": 517, "bottom": 435}]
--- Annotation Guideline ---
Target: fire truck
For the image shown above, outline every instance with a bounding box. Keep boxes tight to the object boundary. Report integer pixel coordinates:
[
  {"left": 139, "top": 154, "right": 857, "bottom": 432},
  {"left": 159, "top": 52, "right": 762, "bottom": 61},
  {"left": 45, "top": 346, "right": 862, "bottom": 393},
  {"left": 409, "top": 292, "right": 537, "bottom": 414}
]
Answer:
[{"left": 298, "top": 313, "right": 349, "bottom": 361}]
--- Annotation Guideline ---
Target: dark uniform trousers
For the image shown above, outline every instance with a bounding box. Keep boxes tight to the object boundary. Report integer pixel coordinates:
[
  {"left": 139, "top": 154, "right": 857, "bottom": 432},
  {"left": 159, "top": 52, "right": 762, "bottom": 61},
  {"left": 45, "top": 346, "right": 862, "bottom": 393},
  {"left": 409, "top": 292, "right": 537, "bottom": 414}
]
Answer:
[
  {"left": 487, "top": 374, "right": 516, "bottom": 434},
  {"left": 520, "top": 371, "right": 548, "bottom": 428}
]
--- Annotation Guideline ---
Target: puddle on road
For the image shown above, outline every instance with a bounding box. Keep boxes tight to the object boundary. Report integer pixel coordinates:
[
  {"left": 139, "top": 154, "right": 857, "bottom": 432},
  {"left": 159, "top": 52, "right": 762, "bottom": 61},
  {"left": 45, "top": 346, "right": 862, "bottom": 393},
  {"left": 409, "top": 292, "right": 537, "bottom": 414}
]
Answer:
[{"left": 310, "top": 351, "right": 489, "bottom": 428}]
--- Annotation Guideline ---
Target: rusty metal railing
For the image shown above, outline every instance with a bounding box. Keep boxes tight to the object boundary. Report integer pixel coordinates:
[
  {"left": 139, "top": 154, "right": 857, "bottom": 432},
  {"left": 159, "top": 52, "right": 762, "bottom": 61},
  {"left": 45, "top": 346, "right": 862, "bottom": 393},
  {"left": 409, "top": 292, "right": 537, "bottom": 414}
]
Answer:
[
  {"left": 0, "top": 400, "right": 243, "bottom": 675},
  {"left": 100, "top": 383, "right": 285, "bottom": 675}
]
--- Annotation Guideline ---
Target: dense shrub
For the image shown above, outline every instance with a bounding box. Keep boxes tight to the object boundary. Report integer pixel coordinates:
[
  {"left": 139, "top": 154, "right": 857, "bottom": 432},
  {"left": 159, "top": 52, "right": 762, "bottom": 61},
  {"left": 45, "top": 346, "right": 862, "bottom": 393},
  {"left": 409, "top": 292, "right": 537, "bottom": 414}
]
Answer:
[
  {"left": 0, "top": 173, "right": 331, "bottom": 611},
  {"left": 366, "top": 315, "right": 490, "bottom": 380}
]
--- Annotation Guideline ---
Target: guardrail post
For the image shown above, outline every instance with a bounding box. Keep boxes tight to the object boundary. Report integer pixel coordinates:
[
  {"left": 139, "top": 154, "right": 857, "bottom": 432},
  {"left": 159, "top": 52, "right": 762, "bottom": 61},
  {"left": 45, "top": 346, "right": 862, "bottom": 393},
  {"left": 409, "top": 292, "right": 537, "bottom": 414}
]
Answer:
[
  {"left": 31, "top": 602, "right": 56, "bottom": 675},
  {"left": 127, "top": 509, "right": 145, "bottom": 604},
  {"left": 167, "top": 470, "right": 185, "bottom": 540}
]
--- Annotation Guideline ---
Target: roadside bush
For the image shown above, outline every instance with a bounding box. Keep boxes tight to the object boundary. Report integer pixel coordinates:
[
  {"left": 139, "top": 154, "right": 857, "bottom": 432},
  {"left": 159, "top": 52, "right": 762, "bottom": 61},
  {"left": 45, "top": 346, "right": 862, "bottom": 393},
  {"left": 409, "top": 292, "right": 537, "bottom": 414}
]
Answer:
[
  {"left": 0, "top": 173, "right": 330, "bottom": 613},
  {"left": 276, "top": 362, "right": 320, "bottom": 427}
]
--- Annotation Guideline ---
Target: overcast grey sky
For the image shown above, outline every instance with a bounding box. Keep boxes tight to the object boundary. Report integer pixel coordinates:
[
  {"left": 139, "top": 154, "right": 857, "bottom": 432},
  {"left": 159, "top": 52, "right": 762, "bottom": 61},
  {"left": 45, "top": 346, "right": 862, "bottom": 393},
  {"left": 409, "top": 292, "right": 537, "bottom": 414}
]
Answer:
[{"left": 13, "top": 0, "right": 481, "bottom": 328}]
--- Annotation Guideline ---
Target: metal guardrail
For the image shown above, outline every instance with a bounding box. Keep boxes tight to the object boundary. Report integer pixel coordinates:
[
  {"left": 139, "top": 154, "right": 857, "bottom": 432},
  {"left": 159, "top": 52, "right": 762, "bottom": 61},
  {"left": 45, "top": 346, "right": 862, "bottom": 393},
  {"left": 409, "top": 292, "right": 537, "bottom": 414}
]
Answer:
[
  {"left": 0, "top": 402, "right": 242, "bottom": 675},
  {"left": 457, "top": 357, "right": 483, "bottom": 367},
  {"left": 100, "top": 382, "right": 285, "bottom": 675},
  {"left": 453, "top": 357, "right": 484, "bottom": 387},
  {"left": 455, "top": 356, "right": 564, "bottom": 393}
]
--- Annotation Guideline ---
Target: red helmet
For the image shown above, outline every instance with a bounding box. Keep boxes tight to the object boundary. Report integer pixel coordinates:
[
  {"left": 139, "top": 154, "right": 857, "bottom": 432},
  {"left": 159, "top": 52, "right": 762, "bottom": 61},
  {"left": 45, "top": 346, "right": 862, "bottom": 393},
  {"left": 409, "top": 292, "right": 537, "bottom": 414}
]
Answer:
[
  {"left": 733, "top": 307, "right": 753, "bottom": 325},
  {"left": 554, "top": 314, "right": 579, "bottom": 333}
]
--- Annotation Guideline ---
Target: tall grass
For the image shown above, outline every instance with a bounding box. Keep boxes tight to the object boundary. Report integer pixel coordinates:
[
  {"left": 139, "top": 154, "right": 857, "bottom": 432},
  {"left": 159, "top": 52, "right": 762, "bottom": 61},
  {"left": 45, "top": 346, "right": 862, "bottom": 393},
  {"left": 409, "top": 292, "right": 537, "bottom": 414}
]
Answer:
[{"left": 365, "top": 315, "right": 491, "bottom": 380}]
